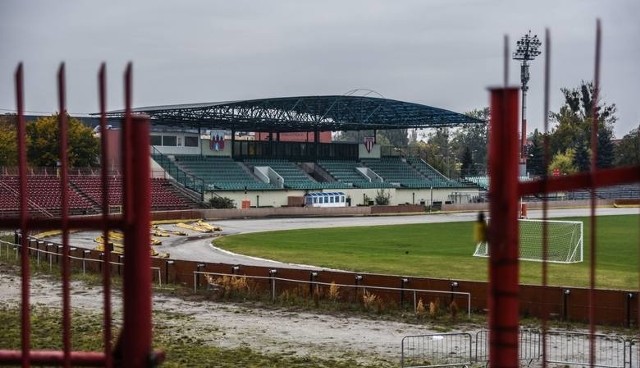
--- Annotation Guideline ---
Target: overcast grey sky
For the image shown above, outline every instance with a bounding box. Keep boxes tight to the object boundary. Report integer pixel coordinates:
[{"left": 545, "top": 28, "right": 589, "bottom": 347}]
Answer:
[{"left": 1, "top": 0, "right": 638, "bottom": 137}]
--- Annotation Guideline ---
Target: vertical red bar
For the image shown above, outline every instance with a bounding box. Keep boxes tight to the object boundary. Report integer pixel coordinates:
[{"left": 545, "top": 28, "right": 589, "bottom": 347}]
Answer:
[
  {"left": 122, "top": 115, "right": 152, "bottom": 365},
  {"left": 98, "top": 64, "right": 113, "bottom": 368},
  {"left": 588, "top": 19, "right": 602, "bottom": 366},
  {"left": 488, "top": 87, "right": 520, "bottom": 367},
  {"left": 57, "top": 63, "right": 72, "bottom": 368},
  {"left": 121, "top": 64, "right": 153, "bottom": 365},
  {"left": 15, "top": 63, "right": 31, "bottom": 368}
]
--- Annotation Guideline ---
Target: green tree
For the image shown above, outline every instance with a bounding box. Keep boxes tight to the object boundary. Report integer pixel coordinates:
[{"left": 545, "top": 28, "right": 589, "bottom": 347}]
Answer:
[
  {"left": 0, "top": 115, "right": 19, "bottom": 167},
  {"left": 615, "top": 124, "right": 640, "bottom": 166},
  {"left": 459, "top": 146, "right": 476, "bottom": 178},
  {"left": 527, "top": 129, "right": 546, "bottom": 176},
  {"left": 550, "top": 81, "right": 617, "bottom": 171},
  {"left": 379, "top": 129, "right": 408, "bottom": 148},
  {"left": 596, "top": 126, "right": 615, "bottom": 169},
  {"left": 549, "top": 149, "right": 577, "bottom": 175},
  {"left": 26, "top": 114, "right": 99, "bottom": 167},
  {"left": 572, "top": 140, "right": 590, "bottom": 172}
]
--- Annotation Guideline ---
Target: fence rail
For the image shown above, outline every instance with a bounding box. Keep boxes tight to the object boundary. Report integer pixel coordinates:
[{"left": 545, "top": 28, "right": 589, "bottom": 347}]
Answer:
[
  {"left": 0, "top": 240, "right": 162, "bottom": 286},
  {"left": 401, "top": 333, "right": 473, "bottom": 368},
  {"left": 406, "top": 329, "right": 638, "bottom": 367},
  {"left": 193, "top": 270, "right": 472, "bottom": 318}
]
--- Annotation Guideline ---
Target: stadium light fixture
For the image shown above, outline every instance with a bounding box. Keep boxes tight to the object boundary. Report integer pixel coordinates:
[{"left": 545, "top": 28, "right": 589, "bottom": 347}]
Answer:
[{"left": 513, "top": 30, "right": 542, "bottom": 175}]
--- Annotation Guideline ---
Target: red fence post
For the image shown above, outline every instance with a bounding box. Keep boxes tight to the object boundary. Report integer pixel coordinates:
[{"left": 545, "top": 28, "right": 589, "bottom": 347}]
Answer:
[
  {"left": 121, "top": 115, "right": 152, "bottom": 366},
  {"left": 488, "top": 87, "right": 520, "bottom": 367}
]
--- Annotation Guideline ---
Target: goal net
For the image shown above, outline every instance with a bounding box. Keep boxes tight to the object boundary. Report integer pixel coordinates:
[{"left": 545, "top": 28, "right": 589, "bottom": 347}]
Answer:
[{"left": 473, "top": 219, "right": 583, "bottom": 263}]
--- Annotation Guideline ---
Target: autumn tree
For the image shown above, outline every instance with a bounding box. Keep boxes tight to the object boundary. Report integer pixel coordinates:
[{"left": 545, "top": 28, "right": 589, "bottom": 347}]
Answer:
[
  {"left": 0, "top": 115, "right": 19, "bottom": 167},
  {"left": 615, "top": 124, "right": 640, "bottom": 166},
  {"left": 26, "top": 114, "right": 99, "bottom": 167},
  {"left": 549, "top": 81, "right": 617, "bottom": 171}
]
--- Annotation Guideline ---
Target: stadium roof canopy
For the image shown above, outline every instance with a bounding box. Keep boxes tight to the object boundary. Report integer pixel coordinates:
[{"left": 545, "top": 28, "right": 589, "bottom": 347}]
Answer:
[{"left": 101, "top": 95, "right": 484, "bottom": 132}]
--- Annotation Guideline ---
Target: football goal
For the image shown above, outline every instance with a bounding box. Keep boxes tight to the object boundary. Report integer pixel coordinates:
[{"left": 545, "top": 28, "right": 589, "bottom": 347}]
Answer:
[{"left": 473, "top": 219, "right": 583, "bottom": 263}]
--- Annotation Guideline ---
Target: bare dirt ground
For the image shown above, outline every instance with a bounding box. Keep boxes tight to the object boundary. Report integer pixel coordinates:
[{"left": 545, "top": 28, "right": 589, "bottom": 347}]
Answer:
[{"left": 0, "top": 262, "right": 470, "bottom": 366}]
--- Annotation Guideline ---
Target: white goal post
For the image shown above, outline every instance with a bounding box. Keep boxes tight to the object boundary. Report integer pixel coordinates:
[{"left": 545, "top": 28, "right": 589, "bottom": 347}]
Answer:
[{"left": 473, "top": 219, "right": 583, "bottom": 263}]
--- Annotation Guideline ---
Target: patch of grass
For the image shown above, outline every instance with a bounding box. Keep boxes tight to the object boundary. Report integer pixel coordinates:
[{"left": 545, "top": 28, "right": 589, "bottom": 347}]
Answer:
[
  {"left": 0, "top": 304, "right": 394, "bottom": 368},
  {"left": 215, "top": 215, "right": 640, "bottom": 289}
]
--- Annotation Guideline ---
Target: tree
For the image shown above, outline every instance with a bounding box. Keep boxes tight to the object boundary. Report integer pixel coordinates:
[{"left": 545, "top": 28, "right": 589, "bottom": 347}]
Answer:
[
  {"left": 527, "top": 129, "right": 546, "bottom": 176},
  {"left": 572, "top": 140, "right": 590, "bottom": 172},
  {"left": 549, "top": 149, "right": 577, "bottom": 175},
  {"left": 378, "top": 129, "right": 409, "bottom": 148},
  {"left": 459, "top": 146, "right": 476, "bottom": 178},
  {"left": 453, "top": 108, "right": 489, "bottom": 175},
  {"left": 0, "top": 115, "right": 19, "bottom": 167},
  {"left": 26, "top": 114, "right": 100, "bottom": 167},
  {"left": 596, "top": 126, "right": 615, "bottom": 169},
  {"left": 615, "top": 124, "right": 640, "bottom": 166},
  {"left": 550, "top": 81, "right": 617, "bottom": 172}
]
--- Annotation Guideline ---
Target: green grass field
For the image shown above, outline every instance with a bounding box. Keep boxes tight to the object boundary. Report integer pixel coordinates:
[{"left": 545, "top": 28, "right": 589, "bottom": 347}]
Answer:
[{"left": 215, "top": 214, "right": 640, "bottom": 290}]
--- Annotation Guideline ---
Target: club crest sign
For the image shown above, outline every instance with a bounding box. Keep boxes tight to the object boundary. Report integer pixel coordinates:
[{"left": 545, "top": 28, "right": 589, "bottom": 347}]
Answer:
[
  {"left": 363, "top": 136, "right": 375, "bottom": 153},
  {"left": 209, "top": 130, "right": 225, "bottom": 151}
]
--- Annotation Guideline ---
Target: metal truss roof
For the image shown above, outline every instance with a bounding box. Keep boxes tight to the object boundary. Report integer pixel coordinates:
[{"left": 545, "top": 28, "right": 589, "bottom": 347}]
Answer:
[{"left": 101, "top": 95, "right": 483, "bottom": 132}]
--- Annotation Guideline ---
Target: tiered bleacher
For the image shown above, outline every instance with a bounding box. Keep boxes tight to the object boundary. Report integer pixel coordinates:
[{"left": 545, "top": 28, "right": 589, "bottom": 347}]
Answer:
[
  {"left": 0, "top": 175, "right": 98, "bottom": 217},
  {"left": 0, "top": 174, "right": 195, "bottom": 217},
  {"left": 566, "top": 184, "right": 640, "bottom": 200},
  {"left": 172, "top": 155, "right": 274, "bottom": 191},
  {"left": 406, "top": 157, "right": 464, "bottom": 188},
  {"left": 244, "top": 158, "right": 348, "bottom": 190},
  {"left": 361, "top": 157, "right": 464, "bottom": 189},
  {"left": 317, "top": 159, "right": 393, "bottom": 188}
]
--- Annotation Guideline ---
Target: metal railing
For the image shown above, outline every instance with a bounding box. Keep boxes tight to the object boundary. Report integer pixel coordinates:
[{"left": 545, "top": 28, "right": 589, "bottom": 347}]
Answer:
[
  {"left": 407, "top": 329, "right": 637, "bottom": 367},
  {"left": 401, "top": 333, "right": 473, "bottom": 368},
  {"left": 0, "top": 240, "right": 162, "bottom": 286},
  {"left": 192, "top": 270, "right": 472, "bottom": 318}
]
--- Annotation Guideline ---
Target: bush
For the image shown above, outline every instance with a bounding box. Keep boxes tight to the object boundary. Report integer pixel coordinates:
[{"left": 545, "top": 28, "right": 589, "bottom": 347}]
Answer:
[
  {"left": 209, "top": 196, "right": 235, "bottom": 209},
  {"left": 374, "top": 189, "right": 390, "bottom": 205}
]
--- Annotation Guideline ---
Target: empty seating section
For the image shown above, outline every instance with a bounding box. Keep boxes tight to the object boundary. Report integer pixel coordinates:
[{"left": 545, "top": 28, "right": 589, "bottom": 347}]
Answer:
[
  {"left": 317, "top": 160, "right": 392, "bottom": 189},
  {"left": 465, "top": 176, "right": 490, "bottom": 189},
  {"left": 71, "top": 175, "right": 123, "bottom": 207},
  {"left": 149, "top": 178, "right": 193, "bottom": 210},
  {"left": 361, "top": 157, "right": 435, "bottom": 189},
  {"left": 245, "top": 158, "right": 348, "bottom": 190},
  {"left": 0, "top": 174, "right": 194, "bottom": 217},
  {"left": 0, "top": 175, "right": 98, "bottom": 217},
  {"left": 566, "top": 184, "right": 640, "bottom": 200},
  {"left": 406, "top": 157, "right": 462, "bottom": 188},
  {"left": 174, "top": 155, "right": 274, "bottom": 191}
]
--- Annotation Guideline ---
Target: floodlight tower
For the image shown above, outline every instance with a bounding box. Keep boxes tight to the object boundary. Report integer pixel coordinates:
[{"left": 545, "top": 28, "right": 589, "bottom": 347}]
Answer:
[{"left": 513, "top": 30, "right": 542, "bottom": 176}]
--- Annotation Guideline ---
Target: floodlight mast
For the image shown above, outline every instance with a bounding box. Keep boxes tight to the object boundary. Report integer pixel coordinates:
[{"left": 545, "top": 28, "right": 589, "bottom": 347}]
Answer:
[{"left": 513, "top": 30, "right": 542, "bottom": 176}]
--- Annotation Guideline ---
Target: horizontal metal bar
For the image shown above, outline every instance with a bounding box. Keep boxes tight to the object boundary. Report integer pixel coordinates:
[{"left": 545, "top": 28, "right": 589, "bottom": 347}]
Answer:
[
  {"left": 519, "top": 166, "right": 640, "bottom": 196},
  {"left": 0, "top": 350, "right": 105, "bottom": 366}
]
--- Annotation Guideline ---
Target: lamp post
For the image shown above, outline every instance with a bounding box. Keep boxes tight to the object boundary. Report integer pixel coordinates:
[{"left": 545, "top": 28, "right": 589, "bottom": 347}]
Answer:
[{"left": 513, "top": 30, "right": 542, "bottom": 176}]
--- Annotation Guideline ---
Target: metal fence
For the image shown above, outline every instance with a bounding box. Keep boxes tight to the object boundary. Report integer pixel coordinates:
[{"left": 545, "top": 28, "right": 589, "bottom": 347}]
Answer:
[
  {"left": 401, "top": 333, "right": 473, "bottom": 368},
  {"left": 193, "top": 270, "right": 472, "bottom": 317},
  {"left": 406, "top": 329, "right": 638, "bottom": 367},
  {"left": 0, "top": 239, "right": 163, "bottom": 285}
]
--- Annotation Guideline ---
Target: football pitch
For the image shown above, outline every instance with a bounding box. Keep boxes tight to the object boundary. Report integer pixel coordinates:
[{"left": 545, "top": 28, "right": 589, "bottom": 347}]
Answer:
[{"left": 215, "top": 214, "right": 640, "bottom": 290}]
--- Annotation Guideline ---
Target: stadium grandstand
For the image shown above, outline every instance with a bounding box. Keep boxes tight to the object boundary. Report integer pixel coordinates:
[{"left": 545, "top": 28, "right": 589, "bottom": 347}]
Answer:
[
  {"left": 4, "top": 93, "right": 638, "bottom": 216},
  {"left": 97, "top": 94, "right": 488, "bottom": 208}
]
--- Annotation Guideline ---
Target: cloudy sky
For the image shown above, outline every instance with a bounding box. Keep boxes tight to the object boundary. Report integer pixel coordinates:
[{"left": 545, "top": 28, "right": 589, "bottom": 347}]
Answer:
[{"left": 1, "top": 0, "right": 638, "bottom": 137}]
